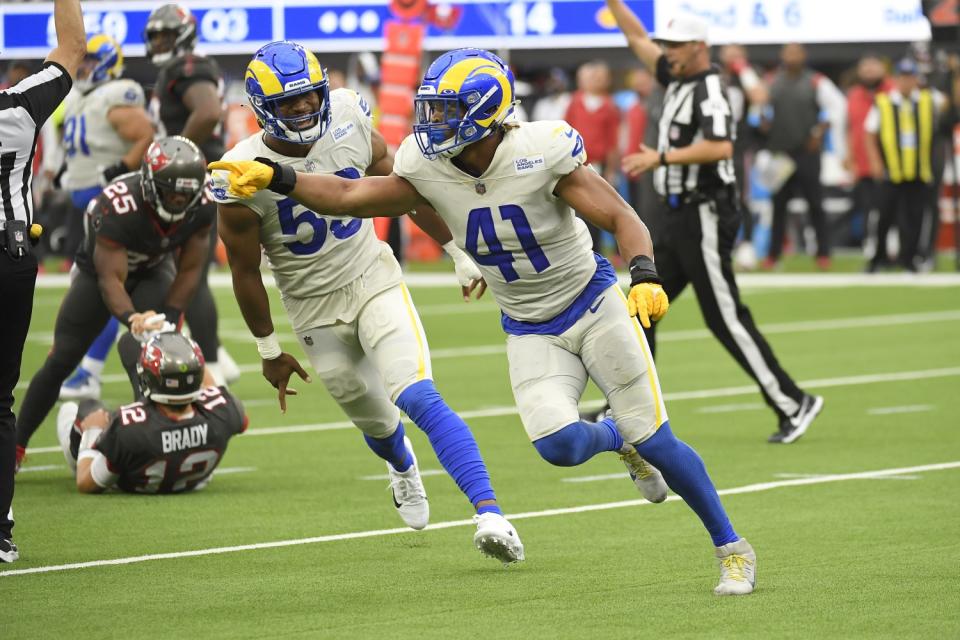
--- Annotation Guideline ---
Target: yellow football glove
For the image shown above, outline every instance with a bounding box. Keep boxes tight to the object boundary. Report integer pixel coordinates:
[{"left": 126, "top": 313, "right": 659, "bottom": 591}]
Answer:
[
  {"left": 207, "top": 160, "right": 275, "bottom": 198},
  {"left": 628, "top": 282, "right": 669, "bottom": 328}
]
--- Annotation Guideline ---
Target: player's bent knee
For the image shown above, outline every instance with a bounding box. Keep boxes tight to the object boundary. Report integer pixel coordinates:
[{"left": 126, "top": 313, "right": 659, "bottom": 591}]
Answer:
[
  {"left": 383, "top": 359, "right": 425, "bottom": 402},
  {"left": 532, "top": 423, "right": 592, "bottom": 467}
]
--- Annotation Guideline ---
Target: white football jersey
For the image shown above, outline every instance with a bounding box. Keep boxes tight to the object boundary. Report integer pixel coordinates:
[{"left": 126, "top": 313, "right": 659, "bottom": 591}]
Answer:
[
  {"left": 394, "top": 120, "right": 595, "bottom": 323},
  {"left": 212, "top": 89, "right": 382, "bottom": 300},
  {"left": 62, "top": 79, "right": 145, "bottom": 191}
]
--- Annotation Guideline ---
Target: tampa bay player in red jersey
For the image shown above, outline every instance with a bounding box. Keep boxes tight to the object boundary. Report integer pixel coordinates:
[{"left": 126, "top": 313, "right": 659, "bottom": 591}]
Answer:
[
  {"left": 58, "top": 331, "right": 247, "bottom": 494},
  {"left": 143, "top": 3, "right": 238, "bottom": 384}
]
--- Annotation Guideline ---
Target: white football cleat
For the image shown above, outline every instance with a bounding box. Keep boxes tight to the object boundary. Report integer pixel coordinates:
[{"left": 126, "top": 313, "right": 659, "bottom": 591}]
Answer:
[
  {"left": 217, "top": 346, "right": 242, "bottom": 384},
  {"left": 56, "top": 401, "right": 80, "bottom": 472},
  {"left": 386, "top": 436, "right": 429, "bottom": 530},
  {"left": 619, "top": 446, "right": 668, "bottom": 503},
  {"left": 714, "top": 538, "right": 756, "bottom": 596},
  {"left": 59, "top": 369, "right": 101, "bottom": 401},
  {"left": 473, "top": 512, "right": 524, "bottom": 565}
]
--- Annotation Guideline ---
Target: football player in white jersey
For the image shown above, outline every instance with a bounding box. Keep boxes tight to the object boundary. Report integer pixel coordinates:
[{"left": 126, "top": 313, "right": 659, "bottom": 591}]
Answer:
[
  {"left": 58, "top": 34, "right": 155, "bottom": 402},
  {"left": 212, "top": 48, "right": 760, "bottom": 595},
  {"left": 210, "top": 42, "right": 522, "bottom": 565}
]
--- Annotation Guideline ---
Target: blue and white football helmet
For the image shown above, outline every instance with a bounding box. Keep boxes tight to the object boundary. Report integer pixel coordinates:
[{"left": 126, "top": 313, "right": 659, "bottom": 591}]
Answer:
[
  {"left": 413, "top": 48, "right": 516, "bottom": 160},
  {"left": 245, "top": 41, "right": 331, "bottom": 145},
  {"left": 76, "top": 33, "right": 123, "bottom": 93}
]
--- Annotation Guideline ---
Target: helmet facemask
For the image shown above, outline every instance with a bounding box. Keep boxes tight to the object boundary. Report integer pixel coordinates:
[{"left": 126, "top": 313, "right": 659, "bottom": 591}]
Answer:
[
  {"left": 250, "top": 83, "right": 331, "bottom": 145},
  {"left": 413, "top": 49, "right": 517, "bottom": 161},
  {"left": 140, "top": 137, "right": 207, "bottom": 224}
]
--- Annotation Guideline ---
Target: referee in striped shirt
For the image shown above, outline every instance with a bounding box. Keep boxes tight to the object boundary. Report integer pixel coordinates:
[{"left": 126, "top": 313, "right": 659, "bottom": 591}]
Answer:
[
  {"left": 0, "top": 0, "right": 85, "bottom": 563},
  {"left": 604, "top": 1, "right": 823, "bottom": 444}
]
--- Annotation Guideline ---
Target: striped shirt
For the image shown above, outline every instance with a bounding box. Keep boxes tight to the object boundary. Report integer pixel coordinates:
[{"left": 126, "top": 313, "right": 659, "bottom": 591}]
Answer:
[
  {"left": 653, "top": 56, "right": 736, "bottom": 200},
  {"left": 0, "top": 62, "right": 72, "bottom": 225}
]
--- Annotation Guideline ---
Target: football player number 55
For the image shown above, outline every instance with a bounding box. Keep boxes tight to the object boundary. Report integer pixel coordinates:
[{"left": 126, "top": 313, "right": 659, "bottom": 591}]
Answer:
[{"left": 276, "top": 168, "right": 363, "bottom": 255}]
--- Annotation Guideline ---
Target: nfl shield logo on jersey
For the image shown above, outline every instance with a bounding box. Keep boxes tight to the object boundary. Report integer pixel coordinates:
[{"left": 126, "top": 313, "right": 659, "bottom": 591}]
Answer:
[
  {"left": 475, "top": 182, "right": 486, "bottom": 195},
  {"left": 304, "top": 336, "right": 314, "bottom": 346}
]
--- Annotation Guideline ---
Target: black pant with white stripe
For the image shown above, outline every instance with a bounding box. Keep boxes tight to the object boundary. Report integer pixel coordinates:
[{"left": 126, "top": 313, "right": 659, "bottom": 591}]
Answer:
[
  {"left": 0, "top": 251, "right": 37, "bottom": 540},
  {"left": 646, "top": 194, "right": 805, "bottom": 421}
]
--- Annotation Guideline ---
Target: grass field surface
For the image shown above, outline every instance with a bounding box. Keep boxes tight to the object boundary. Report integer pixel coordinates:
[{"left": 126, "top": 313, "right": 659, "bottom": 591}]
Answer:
[{"left": 6, "top": 271, "right": 960, "bottom": 639}]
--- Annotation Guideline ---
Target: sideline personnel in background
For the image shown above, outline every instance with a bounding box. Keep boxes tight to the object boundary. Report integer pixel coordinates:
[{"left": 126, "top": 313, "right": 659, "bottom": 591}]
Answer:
[
  {"left": 603, "top": 1, "right": 824, "bottom": 444},
  {"left": 0, "top": 0, "right": 86, "bottom": 563}
]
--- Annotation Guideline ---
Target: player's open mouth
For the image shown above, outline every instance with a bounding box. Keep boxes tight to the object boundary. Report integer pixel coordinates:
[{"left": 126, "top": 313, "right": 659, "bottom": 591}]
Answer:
[{"left": 287, "top": 114, "right": 318, "bottom": 131}]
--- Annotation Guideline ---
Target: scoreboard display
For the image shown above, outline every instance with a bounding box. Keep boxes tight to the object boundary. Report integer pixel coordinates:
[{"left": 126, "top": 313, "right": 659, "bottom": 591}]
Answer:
[{"left": 0, "top": 0, "right": 930, "bottom": 59}]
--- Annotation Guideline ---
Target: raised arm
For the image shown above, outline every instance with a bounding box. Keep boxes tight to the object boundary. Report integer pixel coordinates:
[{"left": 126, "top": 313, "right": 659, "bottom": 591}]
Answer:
[
  {"left": 46, "top": 0, "right": 87, "bottom": 78},
  {"left": 605, "top": 0, "right": 662, "bottom": 71},
  {"left": 209, "top": 159, "right": 425, "bottom": 219},
  {"left": 555, "top": 165, "right": 667, "bottom": 327}
]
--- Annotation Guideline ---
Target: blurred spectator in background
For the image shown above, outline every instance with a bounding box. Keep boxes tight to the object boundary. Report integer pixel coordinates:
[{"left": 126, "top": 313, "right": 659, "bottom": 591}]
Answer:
[
  {"left": 763, "top": 43, "right": 847, "bottom": 269},
  {"left": 622, "top": 66, "right": 656, "bottom": 223},
  {"left": 864, "top": 58, "right": 948, "bottom": 271},
  {"left": 846, "top": 53, "right": 893, "bottom": 261},
  {"left": 327, "top": 68, "right": 346, "bottom": 91},
  {"left": 565, "top": 60, "right": 621, "bottom": 252},
  {"left": 531, "top": 67, "right": 572, "bottom": 122},
  {"left": 1, "top": 61, "right": 34, "bottom": 89},
  {"left": 719, "top": 44, "right": 768, "bottom": 270}
]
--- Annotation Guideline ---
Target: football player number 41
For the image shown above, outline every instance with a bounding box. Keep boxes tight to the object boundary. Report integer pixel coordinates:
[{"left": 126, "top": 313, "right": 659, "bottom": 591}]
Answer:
[{"left": 466, "top": 205, "right": 550, "bottom": 282}]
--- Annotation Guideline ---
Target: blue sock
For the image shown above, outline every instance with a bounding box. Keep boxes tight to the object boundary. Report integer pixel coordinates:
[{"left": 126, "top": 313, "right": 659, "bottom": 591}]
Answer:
[
  {"left": 363, "top": 422, "right": 412, "bottom": 472},
  {"left": 632, "top": 422, "right": 739, "bottom": 547},
  {"left": 396, "top": 380, "right": 500, "bottom": 513},
  {"left": 533, "top": 418, "right": 623, "bottom": 467},
  {"left": 86, "top": 317, "right": 119, "bottom": 363}
]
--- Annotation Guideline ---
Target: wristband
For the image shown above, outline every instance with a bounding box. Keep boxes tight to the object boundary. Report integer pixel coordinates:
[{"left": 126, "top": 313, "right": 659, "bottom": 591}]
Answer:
[
  {"left": 78, "top": 428, "right": 103, "bottom": 453},
  {"left": 255, "top": 332, "right": 282, "bottom": 360},
  {"left": 659, "top": 150, "right": 670, "bottom": 167},
  {"left": 253, "top": 156, "right": 297, "bottom": 195},
  {"left": 628, "top": 255, "right": 662, "bottom": 286},
  {"left": 442, "top": 240, "right": 465, "bottom": 257},
  {"left": 118, "top": 310, "right": 134, "bottom": 328}
]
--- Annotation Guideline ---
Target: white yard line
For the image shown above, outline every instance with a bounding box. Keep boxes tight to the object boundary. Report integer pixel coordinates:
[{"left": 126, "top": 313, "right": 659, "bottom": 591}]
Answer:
[
  {"left": 33, "top": 272, "right": 960, "bottom": 290},
  {"left": 3, "top": 460, "right": 957, "bottom": 578},
  {"left": 212, "top": 467, "right": 257, "bottom": 475},
  {"left": 562, "top": 473, "right": 631, "bottom": 483},
  {"left": 20, "top": 307, "right": 960, "bottom": 382},
  {"left": 359, "top": 469, "right": 446, "bottom": 481},
  {"left": 23, "top": 366, "right": 960, "bottom": 456},
  {"left": 867, "top": 405, "right": 935, "bottom": 415},
  {"left": 696, "top": 402, "right": 767, "bottom": 414},
  {"left": 773, "top": 472, "right": 918, "bottom": 481}
]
